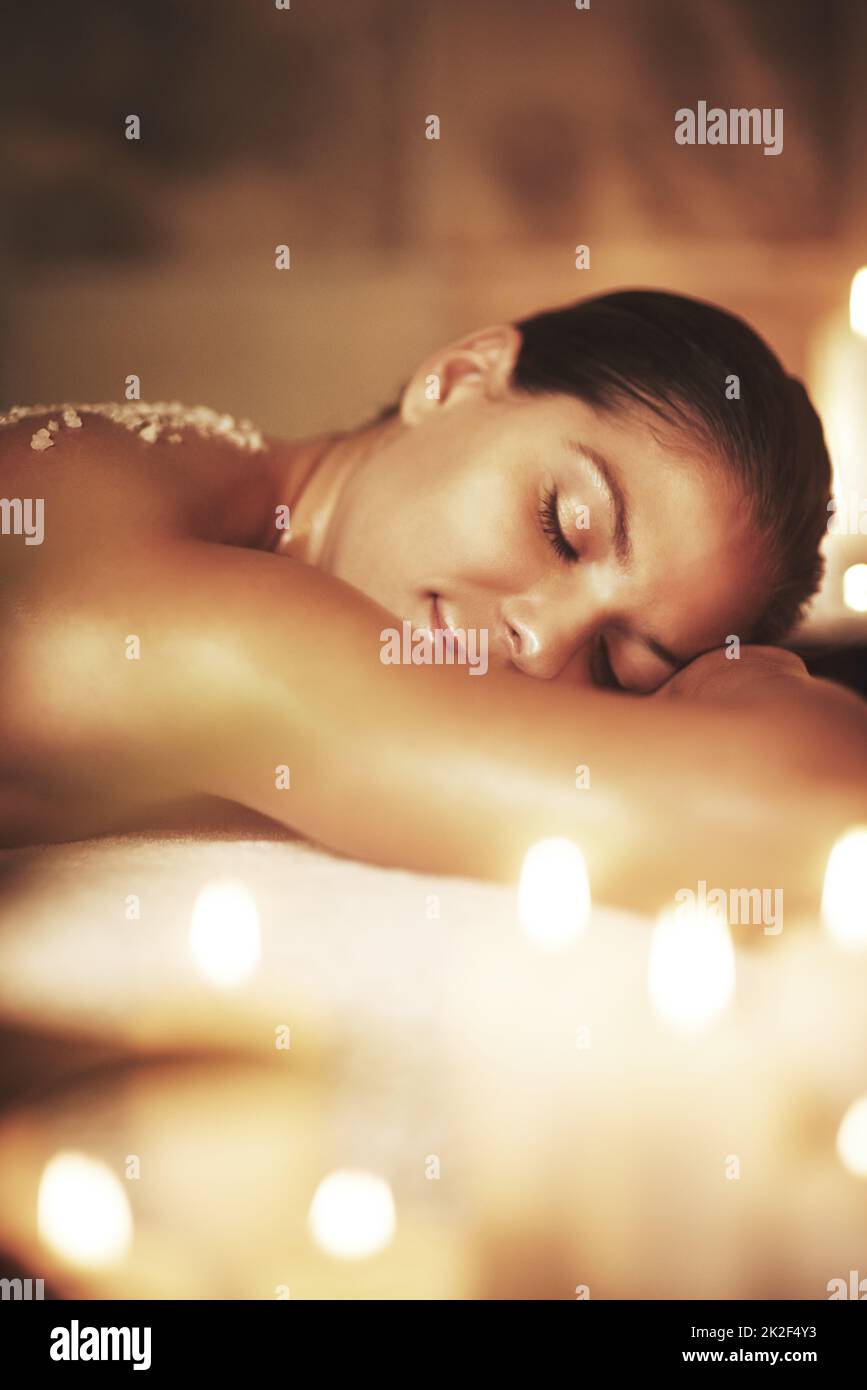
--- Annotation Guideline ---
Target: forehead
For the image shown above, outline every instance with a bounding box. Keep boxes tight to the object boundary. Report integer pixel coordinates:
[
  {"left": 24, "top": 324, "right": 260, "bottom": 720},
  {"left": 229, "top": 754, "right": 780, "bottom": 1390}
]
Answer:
[{"left": 518, "top": 392, "right": 770, "bottom": 650}]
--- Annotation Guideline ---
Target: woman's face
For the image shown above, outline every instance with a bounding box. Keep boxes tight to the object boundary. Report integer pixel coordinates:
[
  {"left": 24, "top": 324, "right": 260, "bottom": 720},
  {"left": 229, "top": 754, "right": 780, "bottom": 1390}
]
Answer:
[{"left": 318, "top": 335, "right": 771, "bottom": 693}]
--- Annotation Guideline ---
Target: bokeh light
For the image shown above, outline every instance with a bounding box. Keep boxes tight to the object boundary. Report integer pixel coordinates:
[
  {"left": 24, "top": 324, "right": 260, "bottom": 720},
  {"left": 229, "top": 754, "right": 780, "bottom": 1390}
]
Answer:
[
  {"left": 38, "top": 1150, "right": 133, "bottom": 1268},
  {"left": 842, "top": 563, "right": 867, "bottom": 613},
  {"left": 836, "top": 1095, "right": 867, "bottom": 1178},
  {"left": 189, "top": 879, "right": 261, "bottom": 987},
  {"left": 308, "top": 1169, "right": 396, "bottom": 1260},
  {"left": 848, "top": 266, "right": 867, "bottom": 338},
  {"left": 648, "top": 901, "right": 735, "bottom": 1033},
  {"left": 517, "top": 837, "right": 591, "bottom": 948},
  {"left": 821, "top": 827, "right": 867, "bottom": 949}
]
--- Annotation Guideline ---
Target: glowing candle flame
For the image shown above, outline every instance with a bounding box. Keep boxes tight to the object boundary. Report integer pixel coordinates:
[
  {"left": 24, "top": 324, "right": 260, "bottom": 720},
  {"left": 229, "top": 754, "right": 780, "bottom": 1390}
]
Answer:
[
  {"left": 821, "top": 827, "right": 867, "bottom": 949},
  {"left": 308, "top": 1170, "right": 396, "bottom": 1259},
  {"left": 849, "top": 267, "right": 867, "bottom": 339},
  {"left": 189, "top": 879, "right": 261, "bottom": 987},
  {"left": 842, "top": 564, "right": 867, "bottom": 613},
  {"left": 38, "top": 1151, "right": 133, "bottom": 1268},
  {"left": 516, "top": 837, "right": 591, "bottom": 947},
  {"left": 837, "top": 1095, "right": 867, "bottom": 1178},
  {"left": 648, "top": 901, "right": 735, "bottom": 1033}
]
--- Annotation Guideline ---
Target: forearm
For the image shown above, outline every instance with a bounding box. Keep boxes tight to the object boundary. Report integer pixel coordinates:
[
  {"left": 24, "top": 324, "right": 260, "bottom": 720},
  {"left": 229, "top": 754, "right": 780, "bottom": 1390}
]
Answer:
[{"left": 267, "top": 688, "right": 862, "bottom": 909}]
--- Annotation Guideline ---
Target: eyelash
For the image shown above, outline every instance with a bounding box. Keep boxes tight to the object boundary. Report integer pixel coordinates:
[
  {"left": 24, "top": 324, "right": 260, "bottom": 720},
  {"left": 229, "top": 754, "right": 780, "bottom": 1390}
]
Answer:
[{"left": 539, "top": 487, "right": 579, "bottom": 564}]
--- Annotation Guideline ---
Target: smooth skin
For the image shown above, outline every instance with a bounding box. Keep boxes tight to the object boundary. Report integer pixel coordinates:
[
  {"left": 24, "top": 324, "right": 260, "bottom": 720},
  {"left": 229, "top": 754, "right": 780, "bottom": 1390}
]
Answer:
[{"left": 1, "top": 325, "right": 865, "bottom": 914}]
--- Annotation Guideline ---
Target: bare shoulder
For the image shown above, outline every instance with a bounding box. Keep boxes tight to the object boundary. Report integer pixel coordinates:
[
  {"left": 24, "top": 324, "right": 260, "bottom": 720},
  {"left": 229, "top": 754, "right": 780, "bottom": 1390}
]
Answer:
[
  {"left": 0, "top": 402, "right": 280, "bottom": 570},
  {"left": 0, "top": 407, "right": 174, "bottom": 545}
]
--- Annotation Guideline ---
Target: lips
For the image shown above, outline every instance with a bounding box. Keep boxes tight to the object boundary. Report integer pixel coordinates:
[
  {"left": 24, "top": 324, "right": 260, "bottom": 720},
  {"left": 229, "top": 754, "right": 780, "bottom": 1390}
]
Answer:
[
  {"left": 430, "top": 595, "right": 452, "bottom": 633},
  {"left": 426, "top": 595, "right": 470, "bottom": 661}
]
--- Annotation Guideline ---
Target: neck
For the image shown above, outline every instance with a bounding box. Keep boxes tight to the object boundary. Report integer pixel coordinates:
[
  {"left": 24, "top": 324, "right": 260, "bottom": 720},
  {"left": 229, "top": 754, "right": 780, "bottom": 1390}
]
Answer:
[{"left": 266, "top": 415, "right": 399, "bottom": 564}]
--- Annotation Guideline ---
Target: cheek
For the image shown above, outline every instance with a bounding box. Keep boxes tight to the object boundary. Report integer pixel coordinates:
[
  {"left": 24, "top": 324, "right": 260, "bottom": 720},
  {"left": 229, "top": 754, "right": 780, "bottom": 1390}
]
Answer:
[
  {"left": 431, "top": 458, "right": 537, "bottom": 586},
  {"left": 325, "top": 471, "right": 452, "bottom": 601},
  {"left": 336, "top": 439, "right": 535, "bottom": 594}
]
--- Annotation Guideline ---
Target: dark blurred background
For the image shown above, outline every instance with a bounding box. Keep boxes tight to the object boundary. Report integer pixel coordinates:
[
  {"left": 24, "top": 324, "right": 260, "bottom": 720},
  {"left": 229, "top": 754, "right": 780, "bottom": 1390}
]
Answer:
[{"left": 0, "top": 0, "right": 864, "bottom": 430}]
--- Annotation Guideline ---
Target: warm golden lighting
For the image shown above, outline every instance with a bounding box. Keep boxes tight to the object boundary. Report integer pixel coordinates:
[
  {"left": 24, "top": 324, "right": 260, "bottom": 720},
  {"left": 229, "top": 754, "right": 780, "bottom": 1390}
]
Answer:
[
  {"left": 308, "top": 1169, "right": 396, "bottom": 1259},
  {"left": 822, "top": 827, "right": 867, "bottom": 950},
  {"left": 648, "top": 902, "right": 735, "bottom": 1033},
  {"left": 836, "top": 1095, "right": 867, "bottom": 1178},
  {"left": 842, "top": 563, "right": 867, "bottom": 613},
  {"left": 516, "top": 837, "right": 591, "bottom": 947},
  {"left": 849, "top": 267, "right": 867, "bottom": 339},
  {"left": 189, "top": 879, "right": 261, "bottom": 987},
  {"left": 38, "top": 1151, "right": 133, "bottom": 1268}
]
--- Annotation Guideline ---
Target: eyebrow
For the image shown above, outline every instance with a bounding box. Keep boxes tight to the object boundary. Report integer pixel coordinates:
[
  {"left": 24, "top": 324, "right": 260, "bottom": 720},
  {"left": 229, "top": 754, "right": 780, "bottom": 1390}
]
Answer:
[{"left": 562, "top": 436, "right": 688, "bottom": 672}]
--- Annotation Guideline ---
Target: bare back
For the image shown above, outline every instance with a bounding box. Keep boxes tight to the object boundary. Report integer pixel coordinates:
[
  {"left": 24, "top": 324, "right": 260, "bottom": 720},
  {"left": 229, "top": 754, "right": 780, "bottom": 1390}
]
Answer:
[{"left": 0, "top": 403, "right": 286, "bottom": 840}]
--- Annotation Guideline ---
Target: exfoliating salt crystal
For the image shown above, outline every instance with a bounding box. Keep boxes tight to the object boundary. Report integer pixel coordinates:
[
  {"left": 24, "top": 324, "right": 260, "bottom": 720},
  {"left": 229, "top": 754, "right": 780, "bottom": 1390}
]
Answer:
[
  {"left": 4, "top": 401, "right": 267, "bottom": 454},
  {"left": 30, "top": 428, "right": 54, "bottom": 452}
]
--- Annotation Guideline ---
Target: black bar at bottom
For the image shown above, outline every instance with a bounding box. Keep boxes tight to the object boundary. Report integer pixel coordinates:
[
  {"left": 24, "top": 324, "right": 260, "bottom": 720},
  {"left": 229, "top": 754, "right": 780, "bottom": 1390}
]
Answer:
[{"left": 3, "top": 1296, "right": 863, "bottom": 1374}]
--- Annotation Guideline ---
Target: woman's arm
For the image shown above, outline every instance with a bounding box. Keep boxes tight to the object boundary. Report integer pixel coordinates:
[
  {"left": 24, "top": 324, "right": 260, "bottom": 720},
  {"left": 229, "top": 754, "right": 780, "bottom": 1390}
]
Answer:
[{"left": 7, "top": 538, "right": 866, "bottom": 912}]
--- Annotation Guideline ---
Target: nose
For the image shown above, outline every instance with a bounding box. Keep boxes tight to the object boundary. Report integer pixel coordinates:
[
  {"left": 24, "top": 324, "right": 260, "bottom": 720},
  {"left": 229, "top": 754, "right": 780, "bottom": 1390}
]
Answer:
[{"left": 503, "top": 597, "right": 602, "bottom": 680}]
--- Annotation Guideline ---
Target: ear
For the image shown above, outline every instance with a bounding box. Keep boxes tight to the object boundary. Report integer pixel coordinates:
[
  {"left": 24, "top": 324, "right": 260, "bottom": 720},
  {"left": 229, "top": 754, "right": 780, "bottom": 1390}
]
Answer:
[{"left": 399, "top": 324, "right": 523, "bottom": 426}]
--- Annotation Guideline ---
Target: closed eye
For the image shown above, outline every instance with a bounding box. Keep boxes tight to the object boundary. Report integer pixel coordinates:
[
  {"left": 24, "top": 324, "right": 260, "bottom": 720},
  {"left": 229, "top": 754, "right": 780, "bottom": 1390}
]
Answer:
[{"left": 539, "top": 487, "right": 580, "bottom": 564}]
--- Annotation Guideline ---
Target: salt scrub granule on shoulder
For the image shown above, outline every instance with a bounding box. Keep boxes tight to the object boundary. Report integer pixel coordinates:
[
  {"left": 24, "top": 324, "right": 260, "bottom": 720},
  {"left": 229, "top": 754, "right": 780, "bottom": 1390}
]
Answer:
[
  {"left": 30, "top": 428, "right": 54, "bottom": 452},
  {"left": 0, "top": 402, "right": 268, "bottom": 454}
]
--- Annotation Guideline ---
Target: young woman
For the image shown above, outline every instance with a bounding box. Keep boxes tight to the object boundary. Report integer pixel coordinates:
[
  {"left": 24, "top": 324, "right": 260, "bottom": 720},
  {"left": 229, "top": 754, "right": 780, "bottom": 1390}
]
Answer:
[{"left": 1, "top": 290, "right": 864, "bottom": 912}]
